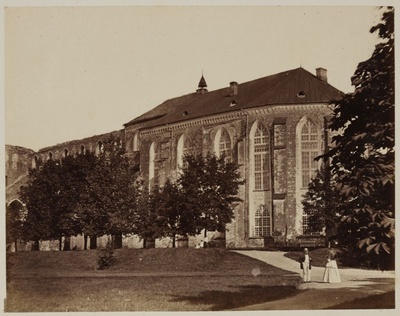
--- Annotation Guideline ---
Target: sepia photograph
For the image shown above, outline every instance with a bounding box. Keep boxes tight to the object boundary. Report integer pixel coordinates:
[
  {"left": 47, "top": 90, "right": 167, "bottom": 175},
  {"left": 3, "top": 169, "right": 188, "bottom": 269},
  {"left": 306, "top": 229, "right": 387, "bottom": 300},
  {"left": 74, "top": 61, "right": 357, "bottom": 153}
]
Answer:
[{"left": 2, "top": 0, "right": 396, "bottom": 314}]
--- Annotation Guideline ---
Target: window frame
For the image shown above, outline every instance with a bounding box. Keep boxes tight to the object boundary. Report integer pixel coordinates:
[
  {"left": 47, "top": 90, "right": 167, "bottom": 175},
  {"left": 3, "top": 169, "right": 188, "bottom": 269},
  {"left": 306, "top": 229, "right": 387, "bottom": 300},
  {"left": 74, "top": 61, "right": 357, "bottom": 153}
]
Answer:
[
  {"left": 253, "top": 123, "right": 271, "bottom": 191},
  {"left": 254, "top": 205, "right": 271, "bottom": 237}
]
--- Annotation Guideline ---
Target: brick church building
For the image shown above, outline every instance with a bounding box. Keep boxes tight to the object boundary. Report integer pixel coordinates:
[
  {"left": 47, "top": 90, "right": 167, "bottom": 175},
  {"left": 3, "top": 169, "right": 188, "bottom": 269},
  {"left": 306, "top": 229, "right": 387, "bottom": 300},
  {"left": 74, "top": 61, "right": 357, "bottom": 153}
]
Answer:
[{"left": 6, "top": 66, "right": 342, "bottom": 250}]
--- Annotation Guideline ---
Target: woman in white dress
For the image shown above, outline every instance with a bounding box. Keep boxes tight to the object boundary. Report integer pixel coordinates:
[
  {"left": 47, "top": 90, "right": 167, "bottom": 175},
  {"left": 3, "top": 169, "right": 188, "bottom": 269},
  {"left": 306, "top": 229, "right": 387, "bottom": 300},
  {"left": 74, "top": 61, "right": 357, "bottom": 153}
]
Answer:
[{"left": 323, "top": 250, "right": 341, "bottom": 283}]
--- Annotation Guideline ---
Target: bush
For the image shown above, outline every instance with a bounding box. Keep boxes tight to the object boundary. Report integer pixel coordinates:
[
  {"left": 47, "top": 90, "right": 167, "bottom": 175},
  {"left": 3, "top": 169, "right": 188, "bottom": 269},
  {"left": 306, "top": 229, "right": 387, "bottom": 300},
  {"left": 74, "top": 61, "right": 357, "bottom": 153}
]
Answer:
[
  {"left": 337, "top": 247, "right": 393, "bottom": 270},
  {"left": 97, "top": 241, "right": 117, "bottom": 270}
]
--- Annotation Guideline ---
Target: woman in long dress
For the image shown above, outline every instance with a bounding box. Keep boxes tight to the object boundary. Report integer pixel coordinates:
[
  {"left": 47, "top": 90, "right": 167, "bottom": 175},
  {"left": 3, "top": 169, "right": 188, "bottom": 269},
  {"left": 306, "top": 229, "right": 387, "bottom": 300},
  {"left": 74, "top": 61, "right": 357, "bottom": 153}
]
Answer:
[{"left": 323, "top": 250, "right": 341, "bottom": 283}]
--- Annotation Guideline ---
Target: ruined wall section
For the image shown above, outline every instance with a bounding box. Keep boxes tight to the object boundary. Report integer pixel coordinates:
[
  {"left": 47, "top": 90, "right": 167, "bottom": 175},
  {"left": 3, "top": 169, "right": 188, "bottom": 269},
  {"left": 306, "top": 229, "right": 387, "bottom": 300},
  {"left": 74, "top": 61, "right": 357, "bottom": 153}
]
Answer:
[
  {"left": 35, "top": 130, "right": 124, "bottom": 165},
  {"left": 5, "top": 145, "right": 35, "bottom": 203}
]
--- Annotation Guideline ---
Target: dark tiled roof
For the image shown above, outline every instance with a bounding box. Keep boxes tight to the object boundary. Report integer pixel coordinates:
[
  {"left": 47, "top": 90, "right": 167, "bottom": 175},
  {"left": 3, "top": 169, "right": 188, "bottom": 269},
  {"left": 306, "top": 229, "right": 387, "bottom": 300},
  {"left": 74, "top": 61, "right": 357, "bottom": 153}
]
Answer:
[
  {"left": 127, "top": 93, "right": 196, "bottom": 125},
  {"left": 124, "top": 67, "right": 343, "bottom": 129}
]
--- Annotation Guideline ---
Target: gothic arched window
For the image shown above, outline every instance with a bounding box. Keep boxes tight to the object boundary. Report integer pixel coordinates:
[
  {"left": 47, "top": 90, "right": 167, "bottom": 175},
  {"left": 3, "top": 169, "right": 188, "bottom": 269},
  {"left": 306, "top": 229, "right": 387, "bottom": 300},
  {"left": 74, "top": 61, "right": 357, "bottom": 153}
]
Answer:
[
  {"left": 149, "top": 142, "right": 161, "bottom": 190},
  {"left": 96, "top": 142, "right": 104, "bottom": 156},
  {"left": 133, "top": 131, "right": 140, "bottom": 152},
  {"left": 219, "top": 129, "right": 232, "bottom": 161},
  {"left": 301, "top": 120, "right": 319, "bottom": 188},
  {"left": 183, "top": 135, "right": 193, "bottom": 157},
  {"left": 254, "top": 205, "right": 271, "bottom": 237},
  {"left": 253, "top": 123, "right": 270, "bottom": 190}
]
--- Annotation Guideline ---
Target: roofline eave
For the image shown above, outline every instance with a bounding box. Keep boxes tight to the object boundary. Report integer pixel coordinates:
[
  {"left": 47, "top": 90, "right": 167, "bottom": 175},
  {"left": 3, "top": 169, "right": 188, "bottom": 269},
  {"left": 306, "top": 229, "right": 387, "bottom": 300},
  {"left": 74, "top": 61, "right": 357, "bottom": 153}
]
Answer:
[{"left": 137, "top": 101, "right": 337, "bottom": 133}]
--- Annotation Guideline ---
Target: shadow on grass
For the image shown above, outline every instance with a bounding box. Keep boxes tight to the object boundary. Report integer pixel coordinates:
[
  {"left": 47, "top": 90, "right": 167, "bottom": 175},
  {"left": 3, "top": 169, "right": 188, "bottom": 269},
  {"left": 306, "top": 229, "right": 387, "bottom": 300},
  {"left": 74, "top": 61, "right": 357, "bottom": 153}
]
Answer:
[
  {"left": 326, "top": 291, "right": 395, "bottom": 310},
  {"left": 170, "top": 285, "right": 299, "bottom": 311}
]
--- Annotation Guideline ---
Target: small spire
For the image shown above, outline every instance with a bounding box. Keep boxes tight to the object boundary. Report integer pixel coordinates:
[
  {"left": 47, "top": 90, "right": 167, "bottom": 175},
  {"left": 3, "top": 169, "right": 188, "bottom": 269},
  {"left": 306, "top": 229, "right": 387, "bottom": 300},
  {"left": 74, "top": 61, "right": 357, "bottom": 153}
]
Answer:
[
  {"left": 197, "top": 73, "right": 208, "bottom": 94},
  {"left": 198, "top": 74, "right": 207, "bottom": 89}
]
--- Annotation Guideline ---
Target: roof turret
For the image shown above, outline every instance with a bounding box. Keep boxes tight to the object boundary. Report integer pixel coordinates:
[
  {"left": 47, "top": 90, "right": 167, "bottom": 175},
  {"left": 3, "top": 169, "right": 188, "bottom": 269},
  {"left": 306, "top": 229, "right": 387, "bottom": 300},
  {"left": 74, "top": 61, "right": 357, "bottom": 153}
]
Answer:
[
  {"left": 196, "top": 74, "right": 208, "bottom": 94},
  {"left": 198, "top": 74, "right": 207, "bottom": 89}
]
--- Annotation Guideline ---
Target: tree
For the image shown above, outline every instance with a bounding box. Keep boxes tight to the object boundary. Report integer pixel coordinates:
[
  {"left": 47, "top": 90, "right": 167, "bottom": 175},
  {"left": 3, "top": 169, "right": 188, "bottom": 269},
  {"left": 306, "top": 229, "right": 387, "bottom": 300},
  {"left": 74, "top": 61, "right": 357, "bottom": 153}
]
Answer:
[
  {"left": 177, "top": 153, "right": 245, "bottom": 237},
  {"left": 20, "top": 152, "right": 97, "bottom": 250},
  {"left": 77, "top": 137, "right": 139, "bottom": 248},
  {"left": 6, "top": 200, "right": 26, "bottom": 251},
  {"left": 154, "top": 179, "right": 198, "bottom": 247},
  {"left": 58, "top": 152, "right": 98, "bottom": 249},
  {"left": 20, "top": 136, "right": 140, "bottom": 251},
  {"left": 133, "top": 179, "right": 161, "bottom": 248},
  {"left": 302, "top": 164, "right": 341, "bottom": 246},
  {"left": 20, "top": 159, "right": 65, "bottom": 249},
  {"left": 322, "top": 7, "right": 394, "bottom": 269}
]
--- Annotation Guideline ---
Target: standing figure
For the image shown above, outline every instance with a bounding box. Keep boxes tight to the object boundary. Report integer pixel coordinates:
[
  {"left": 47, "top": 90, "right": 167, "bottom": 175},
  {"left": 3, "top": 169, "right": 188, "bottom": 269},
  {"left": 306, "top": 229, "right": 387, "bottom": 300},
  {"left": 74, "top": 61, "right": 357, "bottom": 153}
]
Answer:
[
  {"left": 298, "top": 248, "right": 312, "bottom": 282},
  {"left": 322, "top": 250, "right": 341, "bottom": 283}
]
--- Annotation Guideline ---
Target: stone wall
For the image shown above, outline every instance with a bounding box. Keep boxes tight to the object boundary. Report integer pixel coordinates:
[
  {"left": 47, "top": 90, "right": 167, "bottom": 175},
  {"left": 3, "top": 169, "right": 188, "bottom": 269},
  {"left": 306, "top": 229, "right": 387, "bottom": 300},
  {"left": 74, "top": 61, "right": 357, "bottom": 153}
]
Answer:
[
  {"left": 7, "top": 102, "right": 332, "bottom": 251},
  {"left": 34, "top": 130, "right": 124, "bottom": 164},
  {"left": 125, "top": 104, "right": 330, "bottom": 248},
  {"left": 5, "top": 145, "right": 35, "bottom": 203}
]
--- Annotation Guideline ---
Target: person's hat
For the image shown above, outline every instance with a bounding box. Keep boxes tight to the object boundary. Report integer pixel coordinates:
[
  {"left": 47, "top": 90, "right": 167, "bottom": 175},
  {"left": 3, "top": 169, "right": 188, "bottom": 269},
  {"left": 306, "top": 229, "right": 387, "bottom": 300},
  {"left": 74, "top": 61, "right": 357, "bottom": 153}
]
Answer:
[{"left": 304, "top": 248, "right": 309, "bottom": 252}]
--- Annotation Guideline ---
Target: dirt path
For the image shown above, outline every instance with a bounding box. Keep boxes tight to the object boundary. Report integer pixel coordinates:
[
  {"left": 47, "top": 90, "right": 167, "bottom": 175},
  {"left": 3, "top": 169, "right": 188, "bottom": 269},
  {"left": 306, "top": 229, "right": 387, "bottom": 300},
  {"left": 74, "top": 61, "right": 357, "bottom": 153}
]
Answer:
[{"left": 232, "top": 250, "right": 395, "bottom": 310}]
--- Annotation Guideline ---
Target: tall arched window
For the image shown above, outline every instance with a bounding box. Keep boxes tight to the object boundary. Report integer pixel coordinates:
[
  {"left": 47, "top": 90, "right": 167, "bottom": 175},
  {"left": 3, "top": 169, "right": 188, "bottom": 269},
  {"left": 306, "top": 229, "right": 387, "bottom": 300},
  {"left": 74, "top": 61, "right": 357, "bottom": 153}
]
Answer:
[
  {"left": 183, "top": 135, "right": 193, "bottom": 156},
  {"left": 12, "top": 153, "right": 18, "bottom": 169},
  {"left": 149, "top": 142, "right": 161, "bottom": 190},
  {"left": 219, "top": 129, "right": 232, "bottom": 161},
  {"left": 178, "top": 131, "right": 200, "bottom": 169},
  {"left": 133, "top": 131, "right": 140, "bottom": 152},
  {"left": 254, "top": 205, "right": 271, "bottom": 236},
  {"left": 32, "top": 156, "right": 38, "bottom": 169},
  {"left": 177, "top": 134, "right": 184, "bottom": 169},
  {"left": 253, "top": 123, "right": 270, "bottom": 190},
  {"left": 301, "top": 120, "right": 319, "bottom": 188},
  {"left": 96, "top": 142, "right": 104, "bottom": 156},
  {"left": 149, "top": 142, "right": 155, "bottom": 187}
]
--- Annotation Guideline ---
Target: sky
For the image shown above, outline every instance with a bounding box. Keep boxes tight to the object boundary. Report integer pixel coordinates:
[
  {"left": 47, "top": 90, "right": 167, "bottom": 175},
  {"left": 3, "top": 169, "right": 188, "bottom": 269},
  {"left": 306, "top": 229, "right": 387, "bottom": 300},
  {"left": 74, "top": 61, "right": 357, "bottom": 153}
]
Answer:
[{"left": 3, "top": 2, "right": 388, "bottom": 152}]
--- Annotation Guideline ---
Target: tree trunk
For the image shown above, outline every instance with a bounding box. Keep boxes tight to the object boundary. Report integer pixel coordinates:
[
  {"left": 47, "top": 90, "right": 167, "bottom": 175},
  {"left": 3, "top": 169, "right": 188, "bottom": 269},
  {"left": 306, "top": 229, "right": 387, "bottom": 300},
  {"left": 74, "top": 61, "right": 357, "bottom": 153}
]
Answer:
[
  {"left": 90, "top": 235, "right": 97, "bottom": 249},
  {"left": 63, "top": 236, "right": 71, "bottom": 251},
  {"left": 144, "top": 238, "right": 155, "bottom": 248},
  {"left": 84, "top": 234, "right": 88, "bottom": 250},
  {"left": 389, "top": 237, "right": 395, "bottom": 270},
  {"left": 14, "top": 239, "right": 18, "bottom": 252},
  {"left": 284, "top": 224, "right": 288, "bottom": 247},
  {"left": 204, "top": 228, "right": 208, "bottom": 248},
  {"left": 59, "top": 236, "right": 62, "bottom": 251},
  {"left": 172, "top": 233, "right": 176, "bottom": 248},
  {"left": 113, "top": 232, "right": 123, "bottom": 249},
  {"left": 32, "top": 240, "right": 40, "bottom": 251}
]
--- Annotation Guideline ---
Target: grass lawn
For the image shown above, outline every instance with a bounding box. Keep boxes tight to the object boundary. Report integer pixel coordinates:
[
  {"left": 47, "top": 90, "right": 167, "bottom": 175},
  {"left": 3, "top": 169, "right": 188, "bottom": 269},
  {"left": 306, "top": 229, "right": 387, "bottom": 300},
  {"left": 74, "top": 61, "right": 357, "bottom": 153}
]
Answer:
[{"left": 5, "top": 248, "right": 301, "bottom": 312}]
